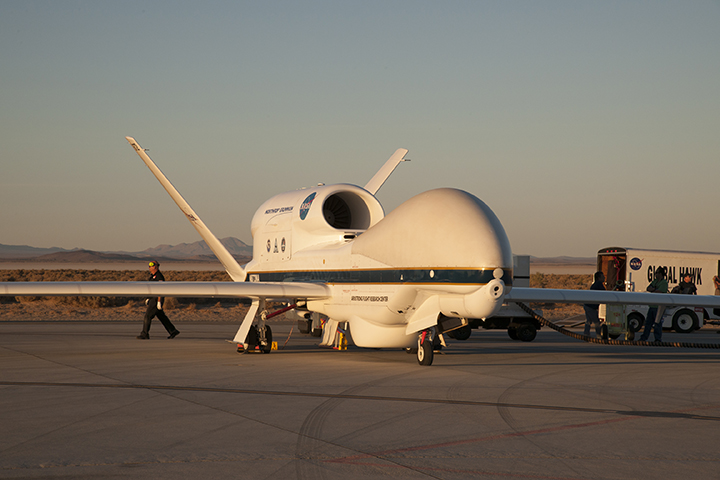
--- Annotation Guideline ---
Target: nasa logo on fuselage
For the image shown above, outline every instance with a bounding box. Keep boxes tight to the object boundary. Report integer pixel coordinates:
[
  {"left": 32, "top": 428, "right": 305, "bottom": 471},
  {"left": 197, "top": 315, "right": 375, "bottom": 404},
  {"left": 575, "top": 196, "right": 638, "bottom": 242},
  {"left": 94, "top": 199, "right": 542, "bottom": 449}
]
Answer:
[
  {"left": 299, "top": 192, "right": 317, "bottom": 220},
  {"left": 629, "top": 257, "right": 643, "bottom": 270}
]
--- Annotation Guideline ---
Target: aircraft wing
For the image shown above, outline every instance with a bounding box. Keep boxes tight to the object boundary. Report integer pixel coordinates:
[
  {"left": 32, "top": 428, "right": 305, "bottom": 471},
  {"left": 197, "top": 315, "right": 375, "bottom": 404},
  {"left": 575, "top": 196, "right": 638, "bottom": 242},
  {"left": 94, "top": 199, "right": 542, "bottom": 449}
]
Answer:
[
  {"left": 0, "top": 281, "right": 331, "bottom": 301},
  {"left": 506, "top": 287, "right": 720, "bottom": 308}
]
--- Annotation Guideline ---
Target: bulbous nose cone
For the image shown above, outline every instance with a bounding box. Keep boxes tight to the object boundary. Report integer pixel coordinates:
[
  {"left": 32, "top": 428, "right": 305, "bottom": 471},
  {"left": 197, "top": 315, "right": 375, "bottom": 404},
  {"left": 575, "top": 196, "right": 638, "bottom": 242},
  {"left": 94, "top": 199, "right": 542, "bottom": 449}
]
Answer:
[{"left": 352, "top": 188, "right": 512, "bottom": 273}]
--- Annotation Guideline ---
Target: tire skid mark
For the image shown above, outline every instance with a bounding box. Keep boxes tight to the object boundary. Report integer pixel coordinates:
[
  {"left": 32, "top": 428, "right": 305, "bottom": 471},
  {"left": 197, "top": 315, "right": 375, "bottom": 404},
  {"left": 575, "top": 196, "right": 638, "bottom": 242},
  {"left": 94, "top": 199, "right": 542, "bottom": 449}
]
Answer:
[
  {"left": 325, "top": 459, "right": 588, "bottom": 480},
  {"left": 325, "top": 401, "right": 720, "bottom": 467},
  {"left": 494, "top": 365, "right": 632, "bottom": 479},
  {"left": 294, "top": 370, "right": 438, "bottom": 480},
  {"left": 326, "top": 415, "right": 632, "bottom": 465}
]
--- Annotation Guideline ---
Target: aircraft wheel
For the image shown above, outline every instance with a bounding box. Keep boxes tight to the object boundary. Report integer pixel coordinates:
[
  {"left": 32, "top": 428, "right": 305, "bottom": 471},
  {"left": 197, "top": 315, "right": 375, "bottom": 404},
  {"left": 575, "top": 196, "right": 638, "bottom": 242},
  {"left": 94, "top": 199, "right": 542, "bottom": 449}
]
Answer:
[
  {"left": 310, "top": 324, "right": 323, "bottom": 337},
  {"left": 261, "top": 325, "right": 273, "bottom": 353},
  {"left": 452, "top": 325, "right": 472, "bottom": 341},
  {"left": 405, "top": 347, "right": 418, "bottom": 354},
  {"left": 609, "top": 333, "right": 621, "bottom": 340},
  {"left": 516, "top": 324, "right": 537, "bottom": 342},
  {"left": 627, "top": 313, "right": 644, "bottom": 333},
  {"left": 672, "top": 309, "right": 697, "bottom": 333},
  {"left": 445, "top": 330, "right": 457, "bottom": 339},
  {"left": 245, "top": 325, "right": 259, "bottom": 351},
  {"left": 507, "top": 327, "right": 518, "bottom": 340},
  {"left": 417, "top": 334, "right": 434, "bottom": 366}
]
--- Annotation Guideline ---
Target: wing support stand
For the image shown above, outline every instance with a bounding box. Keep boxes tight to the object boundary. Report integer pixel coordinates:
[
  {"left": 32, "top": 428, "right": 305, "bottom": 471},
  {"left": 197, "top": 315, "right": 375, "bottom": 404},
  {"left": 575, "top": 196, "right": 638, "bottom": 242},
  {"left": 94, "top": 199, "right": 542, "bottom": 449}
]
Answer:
[{"left": 234, "top": 298, "right": 262, "bottom": 352}]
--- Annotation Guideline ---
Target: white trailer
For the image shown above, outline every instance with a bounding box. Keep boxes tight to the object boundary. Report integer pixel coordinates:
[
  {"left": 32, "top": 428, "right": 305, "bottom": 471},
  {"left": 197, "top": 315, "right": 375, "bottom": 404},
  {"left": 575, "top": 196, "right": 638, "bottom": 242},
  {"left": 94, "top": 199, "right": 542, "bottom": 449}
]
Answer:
[{"left": 597, "top": 247, "right": 720, "bottom": 333}]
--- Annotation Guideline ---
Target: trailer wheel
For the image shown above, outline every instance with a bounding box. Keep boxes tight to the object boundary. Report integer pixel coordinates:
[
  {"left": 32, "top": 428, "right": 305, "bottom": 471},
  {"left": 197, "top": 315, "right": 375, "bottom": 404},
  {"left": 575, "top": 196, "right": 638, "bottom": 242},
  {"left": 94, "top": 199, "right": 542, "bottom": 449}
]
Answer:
[
  {"left": 507, "top": 327, "right": 518, "bottom": 340},
  {"left": 672, "top": 309, "right": 697, "bottom": 333},
  {"left": 627, "top": 313, "right": 644, "bottom": 333},
  {"left": 600, "top": 324, "right": 609, "bottom": 340},
  {"left": 452, "top": 325, "right": 472, "bottom": 341},
  {"left": 516, "top": 324, "right": 537, "bottom": 342}
]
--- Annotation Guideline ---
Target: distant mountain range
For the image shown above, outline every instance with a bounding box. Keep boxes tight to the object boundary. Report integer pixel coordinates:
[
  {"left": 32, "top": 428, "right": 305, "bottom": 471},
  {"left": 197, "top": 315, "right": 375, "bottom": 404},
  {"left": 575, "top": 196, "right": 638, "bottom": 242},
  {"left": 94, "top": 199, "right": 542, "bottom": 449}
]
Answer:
[
  {"left": 0, "top": 239, "right": 594, "bottom": 265},
  {"left": 0, "top": 237, "right": 253, "bottom": 263}
]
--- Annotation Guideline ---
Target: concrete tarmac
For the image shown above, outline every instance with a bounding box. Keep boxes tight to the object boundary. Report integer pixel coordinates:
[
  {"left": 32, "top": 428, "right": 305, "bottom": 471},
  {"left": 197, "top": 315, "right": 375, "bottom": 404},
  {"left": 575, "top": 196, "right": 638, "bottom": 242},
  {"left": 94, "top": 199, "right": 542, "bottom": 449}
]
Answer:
[{"left": 1, "top": 321, "right": 720, "bottom": 479}]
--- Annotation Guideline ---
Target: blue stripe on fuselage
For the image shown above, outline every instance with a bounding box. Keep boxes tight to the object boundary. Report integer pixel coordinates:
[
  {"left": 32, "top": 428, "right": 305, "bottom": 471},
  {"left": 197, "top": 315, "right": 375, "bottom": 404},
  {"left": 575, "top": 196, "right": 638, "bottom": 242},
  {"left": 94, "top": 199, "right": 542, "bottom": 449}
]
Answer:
[{"left": 248, "top": 268, "right": 513, "bottom": 286}]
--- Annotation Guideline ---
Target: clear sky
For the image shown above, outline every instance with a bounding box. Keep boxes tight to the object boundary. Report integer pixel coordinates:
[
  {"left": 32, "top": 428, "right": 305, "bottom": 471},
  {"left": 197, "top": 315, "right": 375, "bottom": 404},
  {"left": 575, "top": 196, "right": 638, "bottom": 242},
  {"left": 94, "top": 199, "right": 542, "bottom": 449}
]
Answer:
[{"left": 1, "top": 1, "right": 718, "bottom": 257}]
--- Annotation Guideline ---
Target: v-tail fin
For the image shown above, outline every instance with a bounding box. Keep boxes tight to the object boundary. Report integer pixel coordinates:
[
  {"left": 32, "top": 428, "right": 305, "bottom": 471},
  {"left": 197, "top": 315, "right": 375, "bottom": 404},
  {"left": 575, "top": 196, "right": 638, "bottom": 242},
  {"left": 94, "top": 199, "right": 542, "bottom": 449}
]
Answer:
[
  {"left": 125, "top": 136, "right": 246, "bottom": 282},
  {"left": 364, "top": 148, "right": 409, "bottom": 195}
]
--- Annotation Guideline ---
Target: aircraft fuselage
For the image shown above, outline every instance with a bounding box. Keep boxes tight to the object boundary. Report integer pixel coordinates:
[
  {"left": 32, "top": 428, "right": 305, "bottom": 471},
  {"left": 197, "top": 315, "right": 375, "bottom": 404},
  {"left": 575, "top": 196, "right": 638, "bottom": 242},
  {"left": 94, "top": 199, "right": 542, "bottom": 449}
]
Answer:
[{"left": 245, "top": 186, "right": 513, "bottom": 348}]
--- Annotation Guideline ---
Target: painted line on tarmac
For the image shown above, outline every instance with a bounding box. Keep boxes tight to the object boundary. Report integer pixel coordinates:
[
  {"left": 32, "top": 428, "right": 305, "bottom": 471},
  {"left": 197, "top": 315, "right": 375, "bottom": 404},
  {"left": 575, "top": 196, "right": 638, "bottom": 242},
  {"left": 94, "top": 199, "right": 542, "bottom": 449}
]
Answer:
[{"left": 2, "top": 380, "right": 720, "bottom": 422}]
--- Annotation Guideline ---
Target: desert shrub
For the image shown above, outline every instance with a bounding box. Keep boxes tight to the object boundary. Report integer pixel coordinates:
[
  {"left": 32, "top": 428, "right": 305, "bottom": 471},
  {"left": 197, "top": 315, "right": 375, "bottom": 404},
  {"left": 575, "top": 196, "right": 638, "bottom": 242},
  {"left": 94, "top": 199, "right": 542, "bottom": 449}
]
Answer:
[
  {"left": 52, "top": 296, "right": 129, "bottom": 308},
  {"left": 529, "top": 273, "right": 592, "bottom": 310},
  {"left": 530, "top": 273, "right": 591, "bottom": 290},
  {"left": 0, "top": 269, "right": 234, "bottom": 307},
  {"left": 0, "top": 269, "right": 233, "bottom": 283},
  {"left": 164, "top": 297, "right": 179, "bottom": 310},
  {"left": 16, "top": 296, "right": 44, "bottom": 303}
]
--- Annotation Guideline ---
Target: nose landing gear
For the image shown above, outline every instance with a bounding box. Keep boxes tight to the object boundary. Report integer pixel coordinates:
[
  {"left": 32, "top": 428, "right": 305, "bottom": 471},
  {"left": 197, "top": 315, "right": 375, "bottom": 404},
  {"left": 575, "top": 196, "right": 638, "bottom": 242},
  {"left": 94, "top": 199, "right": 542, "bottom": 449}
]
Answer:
[{"left": 417, "top": 329, "right": 436, "bottom": 366}]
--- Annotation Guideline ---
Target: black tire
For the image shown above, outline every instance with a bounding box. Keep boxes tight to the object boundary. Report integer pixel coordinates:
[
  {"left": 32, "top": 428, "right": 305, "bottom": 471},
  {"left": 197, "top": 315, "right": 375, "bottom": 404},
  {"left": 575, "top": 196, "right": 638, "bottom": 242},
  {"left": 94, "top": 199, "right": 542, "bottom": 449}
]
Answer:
[
  {"left": 609, "top": 333, "right": 621, "bottom": 340},
  {"left": 310, "top": 324, "right": 323, "bottom": 337},
  {"left": 452, "top": 325, "right": 472, "bottom": 341},
  {"left": 507, "top": 327, "right": 518, "bottom": 340},
  {"left": 445, "top": 330, "right": 457, "bottom": 339},
  {"left": 261, "top": 325, "right": 273, "bottom": 353},
  {"left": 672, "top": 309, "right": 697, "bottom": 333},
  {"left": 516, "top": 324, "right": 537, "bottom": 342},
  {"left": 417, "top": 335, "right": 434, "bottom": 366},
  {"left": 405, "top": 347, "right": 418, "bottom": 354},
  {"left": 600, "top": 324, "right": 609, "bottom": 340},
  {"left": 245, "top": 325, "right": 259, "bottom": 350},
  {"left": 627, "top": 313, "right": 644, "bottom": 333}
]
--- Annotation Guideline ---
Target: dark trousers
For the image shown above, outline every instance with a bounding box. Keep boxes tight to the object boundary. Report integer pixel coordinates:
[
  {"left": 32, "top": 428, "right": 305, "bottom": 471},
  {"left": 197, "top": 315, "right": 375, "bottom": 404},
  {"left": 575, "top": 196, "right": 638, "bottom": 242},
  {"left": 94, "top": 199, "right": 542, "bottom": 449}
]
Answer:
[
  {"left": 640, "top": 307, "right": 662, "bottom": 342},
  {"left": 142, "top": 304, "right": 177, "bottom": 336},
  {"left": 583, "top": 305, "right": 602, "bottom": 337}
]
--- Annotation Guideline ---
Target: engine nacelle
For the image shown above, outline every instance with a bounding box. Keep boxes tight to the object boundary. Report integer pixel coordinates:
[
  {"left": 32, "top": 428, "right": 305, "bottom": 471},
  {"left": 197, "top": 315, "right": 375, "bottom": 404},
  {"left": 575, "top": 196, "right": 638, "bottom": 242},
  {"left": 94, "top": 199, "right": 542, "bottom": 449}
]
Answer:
[{"left": 250, "top": 184, "right": 385, "bottom": 263}]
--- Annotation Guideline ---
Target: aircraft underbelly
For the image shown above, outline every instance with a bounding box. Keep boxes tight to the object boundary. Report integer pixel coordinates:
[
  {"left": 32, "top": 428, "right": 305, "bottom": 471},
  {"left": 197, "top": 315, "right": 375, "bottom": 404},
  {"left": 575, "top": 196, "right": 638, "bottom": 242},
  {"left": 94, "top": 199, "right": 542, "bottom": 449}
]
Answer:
[
  {"left": 347, "top": 315, "right": 416, "bottom": 349},
  {"left": 309, "top": 284, "right": 405, "bottom": 326}
]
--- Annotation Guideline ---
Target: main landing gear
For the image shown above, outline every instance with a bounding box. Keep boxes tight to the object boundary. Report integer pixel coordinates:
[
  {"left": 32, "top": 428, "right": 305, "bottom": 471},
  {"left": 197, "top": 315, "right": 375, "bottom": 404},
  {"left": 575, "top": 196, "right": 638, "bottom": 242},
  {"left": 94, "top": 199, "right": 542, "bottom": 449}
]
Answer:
[
  {"left": 237, "top": 302, "right": 295, "bottom": 354},
  {"left": 241, "top": 324, "right": 274, "bottom": 354}
]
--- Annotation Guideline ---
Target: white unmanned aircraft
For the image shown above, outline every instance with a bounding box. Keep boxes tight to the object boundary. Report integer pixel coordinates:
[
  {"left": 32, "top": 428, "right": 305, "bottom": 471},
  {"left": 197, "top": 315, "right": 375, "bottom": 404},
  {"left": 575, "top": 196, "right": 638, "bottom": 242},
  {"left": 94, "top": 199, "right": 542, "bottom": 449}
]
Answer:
[{"left": 3, "top": 138, "right": 720, "bottom": 365}]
